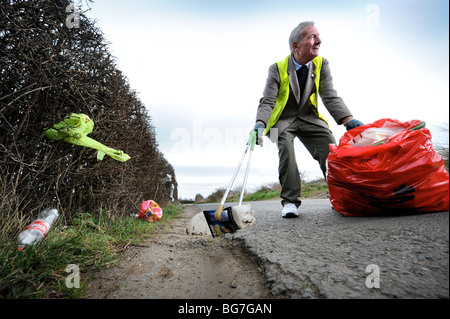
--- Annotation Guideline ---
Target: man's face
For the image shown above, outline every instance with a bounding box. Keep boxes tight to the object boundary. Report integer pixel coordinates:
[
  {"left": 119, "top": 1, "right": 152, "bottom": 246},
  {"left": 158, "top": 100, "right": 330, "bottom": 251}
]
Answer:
[{"left": 292, "top": 26, "right": 321, "bottom": 64}]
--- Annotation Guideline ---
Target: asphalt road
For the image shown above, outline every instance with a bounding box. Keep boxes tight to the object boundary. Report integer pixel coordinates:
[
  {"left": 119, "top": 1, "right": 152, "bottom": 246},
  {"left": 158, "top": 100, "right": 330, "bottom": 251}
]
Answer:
[{"left": 195, "top": 199, "right": 449, "bottom": 299}]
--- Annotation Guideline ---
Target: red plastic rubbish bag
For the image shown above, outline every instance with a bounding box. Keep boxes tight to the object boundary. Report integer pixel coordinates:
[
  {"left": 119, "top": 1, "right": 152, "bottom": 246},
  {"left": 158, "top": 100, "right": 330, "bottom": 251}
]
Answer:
[{"left": 327, "top": 118, "right": 449, "bottom": 216}]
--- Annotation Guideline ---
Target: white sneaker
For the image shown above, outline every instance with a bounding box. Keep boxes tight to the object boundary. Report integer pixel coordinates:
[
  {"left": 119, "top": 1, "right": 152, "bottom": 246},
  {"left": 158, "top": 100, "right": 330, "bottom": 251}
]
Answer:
[{"left": 281, "top": 203, "right": 299, "bottom": 218}]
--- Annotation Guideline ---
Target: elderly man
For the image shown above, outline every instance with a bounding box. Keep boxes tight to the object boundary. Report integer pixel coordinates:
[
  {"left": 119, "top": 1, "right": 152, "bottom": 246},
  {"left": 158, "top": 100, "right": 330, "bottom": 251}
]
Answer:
[{"left": 254, "top": 21, "right": 363, "bottom": 218}]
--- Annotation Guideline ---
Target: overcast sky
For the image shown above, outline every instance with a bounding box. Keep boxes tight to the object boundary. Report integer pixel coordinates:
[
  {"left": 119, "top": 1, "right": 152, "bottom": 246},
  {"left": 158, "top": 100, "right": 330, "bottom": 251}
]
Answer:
[{"left": 84, "top": 0, "right": 449, "bottom": 200}]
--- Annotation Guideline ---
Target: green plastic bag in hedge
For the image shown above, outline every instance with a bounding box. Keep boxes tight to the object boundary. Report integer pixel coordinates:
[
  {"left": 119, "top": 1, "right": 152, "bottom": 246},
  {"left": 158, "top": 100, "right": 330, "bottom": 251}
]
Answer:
[{"left": 43, "top": 113, "right": 130, "bottom": 162}]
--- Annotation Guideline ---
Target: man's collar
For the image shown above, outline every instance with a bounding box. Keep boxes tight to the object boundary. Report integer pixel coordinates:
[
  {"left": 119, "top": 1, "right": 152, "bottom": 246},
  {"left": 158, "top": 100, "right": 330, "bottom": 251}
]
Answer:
[{"left": 291, "top": 54, "right": 311, "bottom": 71}]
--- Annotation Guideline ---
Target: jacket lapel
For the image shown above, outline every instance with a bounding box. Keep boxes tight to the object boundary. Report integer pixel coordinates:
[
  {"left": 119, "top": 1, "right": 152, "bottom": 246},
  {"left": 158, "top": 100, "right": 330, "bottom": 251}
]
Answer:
[
  {"left": 288, "top": 56, "right": 301, "bottom": 104},
  {"left": 300, "top": 63, "right": 315, "bottom": 108}
]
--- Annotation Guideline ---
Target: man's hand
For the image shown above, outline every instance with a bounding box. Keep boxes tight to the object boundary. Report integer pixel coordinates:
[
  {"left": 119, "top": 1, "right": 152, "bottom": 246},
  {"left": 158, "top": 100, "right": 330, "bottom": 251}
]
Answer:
[
  {"left": 253, "top": 122, "right": 265, "bottom": 146},
  {"left": 345, "top": 119, "right": 364, "bottom": 131}
]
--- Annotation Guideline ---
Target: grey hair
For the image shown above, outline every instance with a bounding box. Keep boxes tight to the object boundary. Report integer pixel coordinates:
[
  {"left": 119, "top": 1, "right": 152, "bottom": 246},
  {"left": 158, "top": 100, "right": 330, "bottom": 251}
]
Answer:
[{"left": 289, "top": 21, "right": 315, "bottom": 52}]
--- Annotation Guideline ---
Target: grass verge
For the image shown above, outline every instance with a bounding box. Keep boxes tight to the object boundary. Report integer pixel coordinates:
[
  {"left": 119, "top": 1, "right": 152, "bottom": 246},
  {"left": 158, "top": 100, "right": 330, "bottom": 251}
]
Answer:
[
  {"left": 0, "top": 204, "right": 183, "bottom": 299},
  {"left": 201, "top": 179, "right": 328, "bottom": 204}
]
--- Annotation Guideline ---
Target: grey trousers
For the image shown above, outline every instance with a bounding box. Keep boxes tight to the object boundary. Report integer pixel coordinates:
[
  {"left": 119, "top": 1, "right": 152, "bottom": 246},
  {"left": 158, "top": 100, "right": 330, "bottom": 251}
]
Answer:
[{"left": 277, "top": 118, "right": 336, "bottom": 207}]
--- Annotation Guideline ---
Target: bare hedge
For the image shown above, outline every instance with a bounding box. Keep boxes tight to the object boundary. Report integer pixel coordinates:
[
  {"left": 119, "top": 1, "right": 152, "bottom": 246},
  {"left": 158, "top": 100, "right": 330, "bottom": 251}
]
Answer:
[{"left": 0, "top": 0, "right": 178, "bottom": 236}]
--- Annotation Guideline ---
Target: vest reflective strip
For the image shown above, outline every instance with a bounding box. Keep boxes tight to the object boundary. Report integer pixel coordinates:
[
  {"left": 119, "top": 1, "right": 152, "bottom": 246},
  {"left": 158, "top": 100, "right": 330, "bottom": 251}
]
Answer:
[
  {"left": 309, "top": 56, "right": 328, "bottom": 126},
  {"left": 264, "top": 55, "right": 327, "bottom": 135}
]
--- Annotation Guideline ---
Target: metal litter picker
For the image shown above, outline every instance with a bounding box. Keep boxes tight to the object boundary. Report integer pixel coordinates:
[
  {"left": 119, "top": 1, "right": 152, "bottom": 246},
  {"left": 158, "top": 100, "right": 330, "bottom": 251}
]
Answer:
[
  {"left": 186, "top": 132, "right": 257, "bottom": 238},
  {"left": 214, "top": 131, "right": 257, "bottom": 221}
]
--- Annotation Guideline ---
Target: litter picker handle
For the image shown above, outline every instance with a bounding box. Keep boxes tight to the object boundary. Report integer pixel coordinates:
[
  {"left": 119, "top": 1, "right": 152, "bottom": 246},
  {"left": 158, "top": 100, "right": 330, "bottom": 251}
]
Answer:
[
  {"left": 239, "top": 131, "right": 257, "bottom": 205},
  {"left": 247, "top": 130, "right": 257, "bottom": 151}
]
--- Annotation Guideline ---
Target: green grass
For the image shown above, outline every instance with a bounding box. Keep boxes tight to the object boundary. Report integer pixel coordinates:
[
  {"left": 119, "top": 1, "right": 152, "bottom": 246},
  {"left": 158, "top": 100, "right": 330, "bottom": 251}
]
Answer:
[
  {"left": 228, "top": 188, "right": 281, "bottom": 202},
  {"left": 0, "top": 204, "right": 183, "bottom": 299},
  {"left": 301, "top": 182, "right": 329, "bottom": 198}
]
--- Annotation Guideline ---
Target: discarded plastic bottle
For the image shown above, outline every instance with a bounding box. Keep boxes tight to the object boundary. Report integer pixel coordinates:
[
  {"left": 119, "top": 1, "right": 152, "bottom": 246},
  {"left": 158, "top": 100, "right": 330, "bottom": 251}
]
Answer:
[
  {"left": 18, "top": 209, "right": 59, "bottom": 251},
  {"left": 186, "top": 204, "right": 255, "bottom": 237}
]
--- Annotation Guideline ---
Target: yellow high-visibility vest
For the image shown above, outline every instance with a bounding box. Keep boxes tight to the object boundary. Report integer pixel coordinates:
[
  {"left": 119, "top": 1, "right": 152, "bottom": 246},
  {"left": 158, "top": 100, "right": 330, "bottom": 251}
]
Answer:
[{"left": 264, "top": 55, "right": 328, "bottom": 135}]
